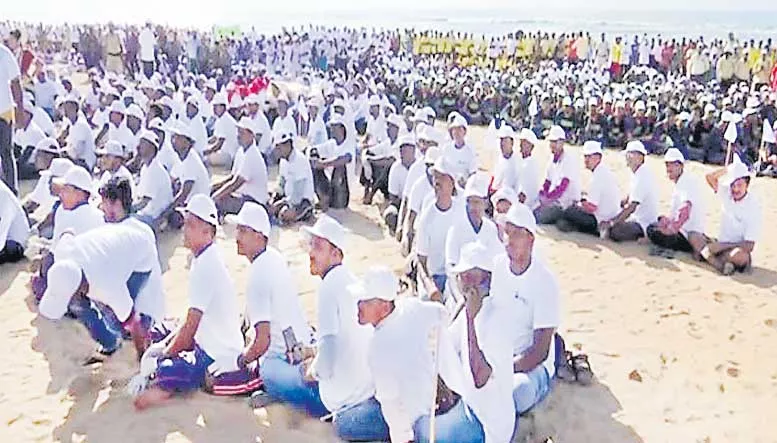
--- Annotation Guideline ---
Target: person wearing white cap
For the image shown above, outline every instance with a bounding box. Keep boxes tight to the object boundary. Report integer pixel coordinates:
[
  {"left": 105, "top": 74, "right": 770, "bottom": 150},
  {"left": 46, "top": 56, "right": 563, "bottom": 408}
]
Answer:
[
  {"left": 11, "top": 100, "right": 47, "bottom": 180},
  {"left": 699, "top": 161, "right": 762, "bottom": 275},
  {"left": 133, "top": 131, "right": 173, "bottom": 230},
  {"left": 180, "top": 96, "right": 208, "bottom": 157},
  {"left": 360, "top": 113, "right": 400, "bottom": 205},
  {"left": 299, "top": 216, "right": 381, "bottom": 433},
  {"left": 203, "top": 92, "right": 238, "bottom": 167},
  {"left": 443, "top": 112, "right": 477, "bottom": 186},
  {"left": 95, "top": 101, "right": 133, "bottom": 157},
  {"left": 225, "top": 202, "right": 316, "bottom": 406},
  {"left": 134, "top": 194, "right": 245, "bottom": 410},
  {"left": 22, "top": 148, "right": 67, "bottom": 215},
  {"left": 0, "top": 37, "right": 23, "bottom": 195},
  {"left": 355, "top": 266, "right": 455, "bottom": 443},
  {"left": 271, "top": 94, "right": 298, "bottom": 140},
  {"left": 491, "top": 125, "right": 520, "bottom": 192},
  {"left": 646, "top": 148, "right": 707, "bottom": 257},
  {"left": 0, "top": 178, "right": 29, "bottom": 264},
  {"left": 244, "top": 94, "right": 272, "bottom": 157},
  {"left": 162, "top": 123, "right": 210, "bottom": 230},
  {"left": 212, "top": 117, "right": 269, "bottom": 217},
  {"left": 490, "top": 203, "right": 561, "bottom": 415},
  {"left": 269, "top": 131, "right": 315, "bottom": 225},
  {"left": 535, "top": 125, "right": 582, "bottom": 225},
  {"left": 50, "top": 165, "right": 104, "bottom": 245},
  {"left": 310, "top": 115, "right": 354, "bottom": 210},
  {"left": 306, "top": 95, "right": 328, "bottom": 146},
  {"left": 444, "top": 173, "right": 500, "bottom": 301},
  {"left": 557, "top": 141, "right": 620, "bottom": 236},
  {"left": 56, "top": 95, "right": 96, "bottom": 171},
  {"left": 604, "top": 140, "right": 660, "bottom": 243},
  {"left": 96, "top": 140, "right": 135, "bottom": 198},
  {"left": 416, "top": 156, "right": 466, "bottom": 301},
  {"left": 383, "top": 134, "right": 417, "bottom": 234},
  {"left": 396, "top": 136, "right": 439, "bottom": 249},
  {"left": 515, "top": 128, "right": 542, "bottom": 210},
  {"left": 555, "top": 97, "right": 581, "bottom": 144},
  {"left": 363, "top": 95, "right": 388, "bottom": 148},
  {"left": 123, "top": 104, "right": 145, "bottom": 160}
]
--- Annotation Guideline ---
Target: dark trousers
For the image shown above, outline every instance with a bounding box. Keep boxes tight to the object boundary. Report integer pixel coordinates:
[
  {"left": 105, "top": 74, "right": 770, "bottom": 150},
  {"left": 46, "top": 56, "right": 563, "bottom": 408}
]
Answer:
[
  {"left": 0, "top": 240, "right": 24, "bottom": 264},
  {"left": 313, "top": 165, "right": 349, "bottom": 209},
  {"left": 561, "top": 205, "right": 599, "bottom": 235},
  {"left": 646, "top": 223, "right": 693, "bottom": 252},
  {"left": 0, "top": 118, "right": 17, "bottom": 194},
  {"left": 534, "top": 205, "right": 564, "bottom": 225},
  {"left": 360, "top": 159, "right": 393, "bottom": 199},
  {"left": 15, "top": 145, "right": 39, "bottom": 180},
  {"left": 609, "top": 221, "right": 645, "bottom": 242}
]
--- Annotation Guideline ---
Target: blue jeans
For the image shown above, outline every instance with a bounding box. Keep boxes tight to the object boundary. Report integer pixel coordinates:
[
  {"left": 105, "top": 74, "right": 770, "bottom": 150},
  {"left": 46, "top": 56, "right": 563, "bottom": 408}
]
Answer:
[
  {"left": 333, "top": 396, "right": 390, "bottom": 442},
  {"left": 513, "top": 365, "right": 551, "bottom": 414},
  {"left": 74, "top": 271, "right": 152, "bottom": 352},
  {"left": 413, "top": 400, "right": 485, "bottom": 443},
  {"left": 260, "top": 354, "right": 329, "bottom": 417}
]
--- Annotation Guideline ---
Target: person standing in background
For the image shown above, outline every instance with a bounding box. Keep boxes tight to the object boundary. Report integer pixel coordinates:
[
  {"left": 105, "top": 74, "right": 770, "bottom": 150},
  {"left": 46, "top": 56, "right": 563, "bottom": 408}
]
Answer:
[
  {"left": 139, "top": 23, "right": 157, "bottom": 79},
  {"left": 1, "top": 31, "right": 24, "bottom": 195}
]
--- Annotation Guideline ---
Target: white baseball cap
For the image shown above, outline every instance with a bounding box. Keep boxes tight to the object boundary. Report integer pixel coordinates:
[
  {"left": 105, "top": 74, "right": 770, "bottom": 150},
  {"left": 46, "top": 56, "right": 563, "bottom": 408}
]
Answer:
[
  {"left": 625, "top": 140, "right": 647, "bottom": 155},
  {"left": 177, "top": 194, "right": 219, "bottom": 226},
  {"left": 229, "top": 94, "right": 244, "bottom": 109},
  {"left": 518, "top": 128, "right": 539, "bottom": 146},
  {"left": 35, "top": 137, "right": 62, "bottom": 155},
  {"left": 386, "top": 113, "right": 404, "bottom": 128},
  {"left": 504, "top": 202, "right": 537, "bottom": 235},
  {"left": 40, "top": 157, "right": 74, "bottom": 178},
  {"left": 211, "top": 92, "right": 228, "bottom": 107},
  {"left": 424, "top": 146, "right": 441, "bottom": 164},
  {"left": 664, "top": 148, "right": 685, "bottom": 164},
  {"left": 169, "top": 121, "right": 194, "bottom": 141},
  {"left": 431, "top": 156, "right": 455, "bottom": 178},
  {"left": 547, "top": 125, "right": 566, "bottom": 141},
  {"left": 349, "top": 266, "right": 399, "bottom": 303},
  {"left": 451, "top": 241, "right": 497, "bottom": 274},
  {"left": 39, "top": 259, "right": 83, "bottom": 320},
  {"left": 53, "top": 166, "right": 94, "bottom": 194},
  {"left": 723, "top": 158, "right": 750, "bottom": 185},
  {"left": 367, "top": 95, "right": 382, "bottom": 107},
  {"left": 273, "top": 131, "right": 294, "bottom": 146},
  {"left": 491, "top": 186, "right": 517, "bottom": 208},
  {"left": 225, "top": 201, "right": 271, "bottom": 236},
  {"left": 302, "top": 215, "right": 347, "bottom": 252},
  {"left": 464, "top": 173, "right": 490, "bottom": 198},
  {"left": 125, "top": 104, "right": 144, "bottom": 120},
  {"left": 447, "top": 113, "right": 468, "bottom": 129},
  {"left": 582, "top": 140, "right": 603, "bottom": 156},
  {"left": 109, "top": 100, "right": 125, "bottom": 114},
  {"left": 496, "top": 124, "right": 515, "bottom": 140},
  {"left": 236, "top": 116, "right": 255, "bottom": 132},
  {"left": 148, "top": 118, "right": 165, "bottom": 132},
  {"left": 96, "top": 140, "right": 125, "bottom": 157},
  {"left": 396, "top": 134, "right": 416, "bottom": 148},
  {"left": 139, "top": 130, "right": 160, "bottom": 148},
  {"left": 244, "top": 94, "right": 261, "bottom": 105}
]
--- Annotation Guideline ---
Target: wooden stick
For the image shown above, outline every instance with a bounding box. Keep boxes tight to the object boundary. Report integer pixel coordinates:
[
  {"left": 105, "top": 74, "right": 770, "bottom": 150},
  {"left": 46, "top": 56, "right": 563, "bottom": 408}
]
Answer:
[
  {"left": 428, "top": 326, "right": 440, "bottom": 443},
  {"left": 725, "top": 142, "right": 733, "bottom": 166}
]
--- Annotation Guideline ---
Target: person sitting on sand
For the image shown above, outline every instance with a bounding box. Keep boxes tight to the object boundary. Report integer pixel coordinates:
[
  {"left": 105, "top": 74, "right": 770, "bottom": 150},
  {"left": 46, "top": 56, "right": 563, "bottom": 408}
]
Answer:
[
  {"left": 95, "top": 140, "right": 135, "bottom": 197},
  {"left": 0, "top": 179, "right": 30, "bottom": 264},
  {"left": 359, "top": 99, "right": 396, "bottom": 205},
  {"left": 493, "top": 203, "right": 563, "bottom": 414},
  {"left": 534, "top": 125, "right": 582, "bottom": 225},
  {"left": 268, "top": 131, "right": 315, "bottom": 225},
  {"left": 133, "top": 131, "right": 174, "bottom": 231},
  {"left": 282, "top": 215, "right": 390, "bottom": 439},
  {"left": 309, "top": 115, "right": 355, "bottom": 211},
  {"left": 23, "top": 153, "right": 70, "bottom": 239},
  {"left": 515, "top": 128, "right": 541, "bottom": 209},
  {"left": 699, "top": 160, "right": 762, "bottom": 275},
  {"left": 442, "top": 112, "right": 477, "bottom": 187},
  {"left": 601, "top": 141, "right": 659, "bottom": 243},
  {"left": 38, "top": 223, "right": 161, "bottom": 362},
  {"left": 556, "top": 141, "right": 620, "bottom": 236},
  {"left": 225, "top": 202, "right": 313, "bottom": 403},
  {"left": 133, "top": 195, "right": 247, "bottom": 410},
  {"left": 211, "top": 117, "right": 269, "bottom": 217},
  {"left": 383, "top": 134, "right": 416, "bottom": 235},
  {"left": 396, "top": 127, "right": 438, "bottom": 250},
  {"left": 646, "top": 148, "right": 707, "bottom": 257}
]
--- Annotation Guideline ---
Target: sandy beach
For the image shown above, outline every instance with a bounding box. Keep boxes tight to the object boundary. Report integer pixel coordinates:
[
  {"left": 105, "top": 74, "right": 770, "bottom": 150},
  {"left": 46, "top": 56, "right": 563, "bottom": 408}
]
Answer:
[{"left": 2, "top": 84, "right": 777, "bottom": 442}]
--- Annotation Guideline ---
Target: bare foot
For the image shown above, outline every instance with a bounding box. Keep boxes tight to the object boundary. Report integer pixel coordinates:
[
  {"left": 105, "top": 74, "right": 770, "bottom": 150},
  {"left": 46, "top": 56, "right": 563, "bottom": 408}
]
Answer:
[{"left": 133, "top": 386, "right": 172, "bottom": 411}]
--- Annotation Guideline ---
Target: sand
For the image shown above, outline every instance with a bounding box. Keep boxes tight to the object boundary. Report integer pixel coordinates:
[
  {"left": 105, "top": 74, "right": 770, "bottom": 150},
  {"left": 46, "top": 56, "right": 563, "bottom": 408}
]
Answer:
[{"left": 2, "top": 88, "right": 777, "bottom": 443}]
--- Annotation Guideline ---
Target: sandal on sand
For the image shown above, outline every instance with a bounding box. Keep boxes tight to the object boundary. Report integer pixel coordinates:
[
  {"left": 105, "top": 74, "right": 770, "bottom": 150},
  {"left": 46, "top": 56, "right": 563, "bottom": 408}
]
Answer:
[
  {"left": 556, "top": 351, "right": 577, "bottom": 382},
  {"left": 83, "top": 344, "right": 120, "bottom": 366},
  {"left": 648, "top": 244, "right": 663, "bottom": 256},
  {"left": 571, "top": 354, "right": 594, "bottom": 385},
  {"left": 249, "top": 390, "right": 275, "bottom": 409},
  {"left": 722, "top": 262, "right": 736, "bottom": 276}
]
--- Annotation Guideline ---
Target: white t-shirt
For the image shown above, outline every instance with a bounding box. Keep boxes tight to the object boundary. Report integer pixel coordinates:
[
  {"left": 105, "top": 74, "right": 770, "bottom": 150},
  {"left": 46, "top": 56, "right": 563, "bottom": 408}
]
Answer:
[
  {"left": 308, "top": 115, "right": 327, "bottom": 146},
  {"left": 671, "top": 172, "right": 706, "bottom": 235},
  {"left": 449, "top": 294, "right": 517, "bottom": 443},
  {"left": 387, "top": 160, "right": 411, "bottom": 198},
  {"left": 441, "top": 142, "right": 478, "bottom": 182},
  {"left": 279, "top": 149, "right": 316, "bottom": 205},
  {"left": 407, "top": 174, "right": 434, "bottom": 216},
  {"left": 717, "top": 189, "right": 762, "bottom": 243},
  {"left": 137, "top": 157, "right": 174, "bottom": 219},
  {"left": 246, "top": 246, "right": 314, "bottom": 357},
  {"left": 171, "top": 149, "right": 210, "bottom": 204},
  {"left": 157, "top": 138, "right": 181, "bottom": 173},
  {"left": 139, "top": 28, "right": 157, "bottom": 62},
  {"left": 545, "top": 151, "right": 581, "bottom": 209},
  {"left": 0, "top": 44, "right": 20, "bottom": 113},
  {"left": 587, "top": 163, "right": 621, "bottom": 223},
  {"left": 627, "top": 164, "right": 659, "bottom": 231},
  {"left": 188, "top": 244, "right": 244, "bottom": 374},
  {"left": 490, "top": 254, "right": 560, "bottom": 378},
  {"left": 53, "top": 223, "right": 158, "bottom": 322},
  {"left": 214, "top": 113, "right": 239, "bottom": 159},
  {"left": 492, "top": 152, "right": 520, "bottom": 191},
  {"left": 249, "top": 112, "right": 273, "bottom": 154},
  {"left": 106, "top": 122, "right": 135, "bottom": 155},
  {"left": 34, "top": 80, "right": 59, "bottom": 111},
  {"left": 13, "top": 122, "right": 46, "bottom": 165},
  {"left": 33, "top": 107, "right": 56, "bottom": 137},
  {"left": 314, "top": 265, "right": 374, "bottom": 412},
  {"left": 52, "top": 202, "right": 105, "bottom": 246},
  {"left": 232, "top": 144, "right": 268, "bottom": 204},
  {"left": 416, "top": 199, "right": 466, "bottom": 276},
  {"left": 182, "top": 114, "right": 208, "bottom": 156},
  {"left": 445, "top": 216, "right": 501, "bottom": 274},
  {"left": 369, "top": 298, "right": 448, "bottom": 443},
  {"left": 517, "top": 154, "right": 541, "bottom": 209},
  {"left": 26, "top": 173, "right": 57, "bottom": 210},
  {"left": 0, "top": 181, "right": 30, "bottom": 245},
  {"left": 120, "top": 217, "right": 165, "bottom": 320},
  {"left": 272, "top": 113, "right": 297, "bottom": 137},
  {"left": 65, "top": 116, "right": 97, "bottom": 169},
  {"left": 402, "top": 160, "right": 427, "bottom": 199}
]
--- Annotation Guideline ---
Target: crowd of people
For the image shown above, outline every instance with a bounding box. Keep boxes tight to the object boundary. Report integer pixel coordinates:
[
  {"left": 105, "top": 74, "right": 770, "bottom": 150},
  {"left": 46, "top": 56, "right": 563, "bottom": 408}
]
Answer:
[{"left": 0, "top": 21, "right": 768, "bottom": 442}]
